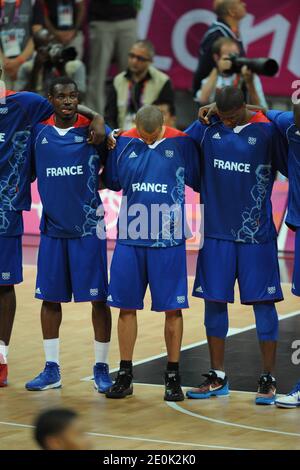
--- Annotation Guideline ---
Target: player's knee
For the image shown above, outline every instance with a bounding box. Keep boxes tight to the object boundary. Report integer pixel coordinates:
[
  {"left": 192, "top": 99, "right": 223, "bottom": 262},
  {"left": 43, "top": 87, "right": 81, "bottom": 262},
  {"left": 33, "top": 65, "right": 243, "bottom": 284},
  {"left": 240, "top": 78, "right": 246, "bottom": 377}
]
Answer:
[
  {"left": 204, "top": 301, "right": 229, "bottom": 338},
  {"left": 253, "top": 302, "right": 278, "bottom": 341}
]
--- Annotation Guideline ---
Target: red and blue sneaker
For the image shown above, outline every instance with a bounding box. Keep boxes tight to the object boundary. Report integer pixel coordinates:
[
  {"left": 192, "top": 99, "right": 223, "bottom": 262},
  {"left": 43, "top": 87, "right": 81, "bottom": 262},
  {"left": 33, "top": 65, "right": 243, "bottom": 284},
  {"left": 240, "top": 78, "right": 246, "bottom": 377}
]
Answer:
[
  {"left": 25, "top": 362, "right": 61, "bottom": 391},
  {"left": 0, "top": 363, "right": 8, "bottom": 387},
  {"left": 186, "top": 370, "right": 229, "bottom": 399}
]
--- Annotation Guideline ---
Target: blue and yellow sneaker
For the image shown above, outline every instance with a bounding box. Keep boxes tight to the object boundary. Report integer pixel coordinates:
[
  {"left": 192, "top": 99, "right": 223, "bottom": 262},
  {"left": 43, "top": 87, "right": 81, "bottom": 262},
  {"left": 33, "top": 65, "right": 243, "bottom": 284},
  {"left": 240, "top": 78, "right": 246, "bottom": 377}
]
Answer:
[
  {"left": 25, "top": 362, "right": 61, "bottom": 391},
  {"left": 94, "top": 362, "right": 112, "bottom": 393},
  {"left": 255, "top": 373, "right": 276, "bottom": 405},
  {"left": 275, "top": 381, "right": 300, "bottom": 408},
  {"left": 186, "top": 370, "right": 229, "bottom": 399}
]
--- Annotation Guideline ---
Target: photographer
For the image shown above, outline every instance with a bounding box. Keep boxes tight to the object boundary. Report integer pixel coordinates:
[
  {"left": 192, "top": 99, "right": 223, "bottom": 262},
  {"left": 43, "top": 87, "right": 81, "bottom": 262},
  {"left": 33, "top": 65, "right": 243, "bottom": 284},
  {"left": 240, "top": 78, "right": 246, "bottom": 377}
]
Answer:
[
  {"left": 196, "top": 37, "right": 268, "bottom": 109},
  {"left": 15, "top": 29, "right": 86, "bottom": 100}
]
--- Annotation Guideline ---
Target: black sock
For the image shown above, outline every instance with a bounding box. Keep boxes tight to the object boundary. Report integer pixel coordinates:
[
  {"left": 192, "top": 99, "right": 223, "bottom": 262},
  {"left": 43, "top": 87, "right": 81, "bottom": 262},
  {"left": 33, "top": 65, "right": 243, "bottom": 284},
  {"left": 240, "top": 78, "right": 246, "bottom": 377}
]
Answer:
[
  {"left": 120, "top": 360, "right": 133, "bottom": 372},
  {"left": 167, "top": 362, "right": 179, "bottom": 372}
]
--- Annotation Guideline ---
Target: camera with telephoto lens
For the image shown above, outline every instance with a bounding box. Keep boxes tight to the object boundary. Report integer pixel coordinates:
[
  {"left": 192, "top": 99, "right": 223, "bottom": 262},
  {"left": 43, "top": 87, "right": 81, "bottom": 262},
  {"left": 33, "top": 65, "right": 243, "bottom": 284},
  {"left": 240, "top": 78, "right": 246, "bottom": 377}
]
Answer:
[
  {"left": 223, "top": 54, "right": 279, "bottom": 77},
  {"left": 48, "top": 43, "right": 77, "bottom": 65}
]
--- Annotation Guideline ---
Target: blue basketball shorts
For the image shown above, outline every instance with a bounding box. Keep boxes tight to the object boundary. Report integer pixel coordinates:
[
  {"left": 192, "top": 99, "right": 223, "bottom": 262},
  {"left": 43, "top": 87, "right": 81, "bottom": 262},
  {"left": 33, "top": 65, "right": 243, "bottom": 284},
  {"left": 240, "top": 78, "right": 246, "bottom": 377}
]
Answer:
[
  {"left": 0, "top": 235, "right": 23, "bottom": 285},
  {"left": 35, "top": 234, "right": 108, "bottom": 302},
  {"left": 107, "top": 242, "right": 188, "bottom": 312},
  {"left": 193, "top": 237, "right": 283, "bottom": 304}
]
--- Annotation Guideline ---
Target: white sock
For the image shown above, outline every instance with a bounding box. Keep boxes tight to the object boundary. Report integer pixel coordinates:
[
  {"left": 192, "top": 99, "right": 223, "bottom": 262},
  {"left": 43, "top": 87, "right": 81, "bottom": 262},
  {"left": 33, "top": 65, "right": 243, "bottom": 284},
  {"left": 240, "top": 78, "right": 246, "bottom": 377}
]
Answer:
[
  {"left": 94, "top": 340, "right": 110, "bottom": 365},
  {"left": 213, "top": 369, "right": 226, "bottom": 380},
  {"left": 43, "top": 339, "right": 60, "bottom": 365},
  {"left": 0, "top": 344, "right": 8, "bottom": 364}
]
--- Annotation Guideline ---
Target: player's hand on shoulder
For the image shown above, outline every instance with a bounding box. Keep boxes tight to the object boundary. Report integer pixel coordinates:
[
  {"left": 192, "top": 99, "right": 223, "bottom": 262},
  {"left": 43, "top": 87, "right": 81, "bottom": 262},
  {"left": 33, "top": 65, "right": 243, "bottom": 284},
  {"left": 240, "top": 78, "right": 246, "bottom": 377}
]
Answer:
[
  {"left": 198, "top": 102, "right": 217, "bottom": 125},
  {"left": 87, "top": 115, "right": 106, "bottom": 145},
  {"left": 107, "top": 129, "right": 122, "bottom": 151}
]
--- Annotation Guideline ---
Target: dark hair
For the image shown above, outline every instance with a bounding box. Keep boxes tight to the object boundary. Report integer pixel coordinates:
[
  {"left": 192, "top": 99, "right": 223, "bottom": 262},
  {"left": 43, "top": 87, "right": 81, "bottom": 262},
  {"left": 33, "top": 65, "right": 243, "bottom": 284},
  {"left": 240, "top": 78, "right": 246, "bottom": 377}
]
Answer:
[
  {"left": 34, "top": 408, "right": 78, "bottom": 449},
  {"left": 216, "top": 86, "right": 245, "bottom": 112},
  {"left": 48, "top": 76, "right": 78, "bottom": 96},
  {"left": 133, "top": 39, "right": 155, "bottom": 59},
  {"left": 153, "top": 100, "right": 176, "bottom": 117},
  {"left": 136, "top": 105, "right": 164, "bottom": 133},
  {"left": 212, "top": 37, "right": 237, "bottom": 56}
]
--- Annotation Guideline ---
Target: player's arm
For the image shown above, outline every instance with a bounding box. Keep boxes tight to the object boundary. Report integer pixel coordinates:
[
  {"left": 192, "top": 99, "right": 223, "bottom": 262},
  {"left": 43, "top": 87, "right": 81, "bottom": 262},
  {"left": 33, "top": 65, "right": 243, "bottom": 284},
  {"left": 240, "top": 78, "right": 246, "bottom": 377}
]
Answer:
[
  {"left": 77, "top": 104, "right": 107, "bottom": 145},
  {"left": 198, "top": 102, "right": 267, "bottom": 125},
  {"left": 266, "top": 110, "right": 294, "bottom": 138},
  {"left": 183, "top": 137, "right": 201, "bottom": 193},
  {"left": 184, "top": 120, "right": 206, "bottom": 147},
  {"left": 102, "top": 147, "right": 122, "bottom": 192}
]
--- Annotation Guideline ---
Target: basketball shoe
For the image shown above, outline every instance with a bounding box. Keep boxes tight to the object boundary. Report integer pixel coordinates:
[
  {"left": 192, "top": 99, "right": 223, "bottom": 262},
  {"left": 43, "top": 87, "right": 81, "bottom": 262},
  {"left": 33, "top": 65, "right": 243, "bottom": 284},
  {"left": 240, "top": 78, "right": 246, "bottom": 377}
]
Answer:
[
  {"left": 186, "top": 370, "right": 229, "bottom": 399},
  {"left": 255, "top": 373, "right": 276, "bottom": 405},
  {"left": 275, "top": 381, "right": 300, "bottom": 408},
  {"left": 25, "top": 362, "right": 61, "bottom": 391},
  {"left": 94, "top": 362, "right": 112, "bottom": 393}
]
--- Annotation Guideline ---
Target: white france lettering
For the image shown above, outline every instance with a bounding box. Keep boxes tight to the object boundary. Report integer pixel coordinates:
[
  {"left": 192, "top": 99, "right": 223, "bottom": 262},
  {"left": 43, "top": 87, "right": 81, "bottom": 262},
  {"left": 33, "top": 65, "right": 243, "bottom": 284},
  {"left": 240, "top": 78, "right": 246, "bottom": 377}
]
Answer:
[
  {"left": 214, "top": 159, "right": 251, "bottom": 173},
  {"left": 0, "top": 133, "right": 5, "bottom": 142},
  {"left": 46, "top": 166, "right": 83, "bottom": 177},
  {"left": 131, "top": 183, "right": 168, "bottom": 193}
]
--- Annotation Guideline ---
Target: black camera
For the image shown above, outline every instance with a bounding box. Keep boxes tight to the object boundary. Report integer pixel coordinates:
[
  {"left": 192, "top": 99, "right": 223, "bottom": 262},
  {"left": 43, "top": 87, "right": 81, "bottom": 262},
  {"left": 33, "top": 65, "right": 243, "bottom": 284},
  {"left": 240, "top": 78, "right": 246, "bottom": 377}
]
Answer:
[
  {"left": 223, "top": 54, "right": 279, "bottom": 77},
  {"left": 48, "top": 43, "right": 77, "bottom": 64}
]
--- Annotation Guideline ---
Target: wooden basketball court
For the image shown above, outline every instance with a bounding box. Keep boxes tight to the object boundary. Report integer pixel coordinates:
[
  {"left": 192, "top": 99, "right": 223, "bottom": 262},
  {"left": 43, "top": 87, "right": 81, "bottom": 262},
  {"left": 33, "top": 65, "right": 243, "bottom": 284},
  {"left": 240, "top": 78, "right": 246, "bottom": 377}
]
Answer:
[{"left": 0, "top": 266, "right": 300, "bottom": 450}]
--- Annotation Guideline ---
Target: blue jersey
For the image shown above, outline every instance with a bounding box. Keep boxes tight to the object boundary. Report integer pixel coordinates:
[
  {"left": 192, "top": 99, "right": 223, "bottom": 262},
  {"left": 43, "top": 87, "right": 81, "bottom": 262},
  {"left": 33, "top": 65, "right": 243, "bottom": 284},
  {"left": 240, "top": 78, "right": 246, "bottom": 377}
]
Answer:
[
  {"left": 32, "top": 114, "right": 110, "bottom": 238},
  {"left": 0, "top": 91, "right": 53, "bottom": 236},
  {"left": 186, "top": 112, "right": 288, "bottom": 244},
  {"left": 104, "top": 127, "right": 201, "bottom": 247},
  {"left": 267, "top": 110, "right": 300, "bottom": 229}
]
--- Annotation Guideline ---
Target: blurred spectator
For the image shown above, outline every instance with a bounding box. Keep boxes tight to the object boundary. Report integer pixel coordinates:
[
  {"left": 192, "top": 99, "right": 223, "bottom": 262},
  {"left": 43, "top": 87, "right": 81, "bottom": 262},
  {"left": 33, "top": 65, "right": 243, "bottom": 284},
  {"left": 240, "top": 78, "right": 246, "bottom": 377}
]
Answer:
[
  {"left": 0, "top": 0, "right": 43, "bottom": 89},
  {"left": 153, "top": 100, "right": 176, "bottom": 128},
  {"left": 34, "top": 408, "right": 92, "bottom": 450},
  {"left": 105, "top": 40, "right": 174, "bottom": 130},
  {"left": 15, "top": 28, "right": 86, "bottom": 99},
  {"left": 193, "top": 0, "right": 247, "bottom": 96},
  {"left": 196, "top": 37, "right": 267, "bottom": 109},
  {"left": 40, "top": 0, "right": 85, "bottom": 59},
  {"left": 87, "top": 0, "right": 140, "bottom": 114}
]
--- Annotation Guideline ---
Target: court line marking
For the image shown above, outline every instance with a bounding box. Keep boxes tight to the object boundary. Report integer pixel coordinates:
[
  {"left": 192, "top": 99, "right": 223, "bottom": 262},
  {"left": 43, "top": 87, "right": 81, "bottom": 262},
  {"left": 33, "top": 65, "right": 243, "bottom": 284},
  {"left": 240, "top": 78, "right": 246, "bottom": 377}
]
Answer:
[
  {"left": 166, "top": 402, "right": 300, "bottom": 438},
  {"left": 0, "top": 421, "right": 251, "bottom": 450},
  {"left": 81, "top": 308, "right": 300, "bottom": 381}
]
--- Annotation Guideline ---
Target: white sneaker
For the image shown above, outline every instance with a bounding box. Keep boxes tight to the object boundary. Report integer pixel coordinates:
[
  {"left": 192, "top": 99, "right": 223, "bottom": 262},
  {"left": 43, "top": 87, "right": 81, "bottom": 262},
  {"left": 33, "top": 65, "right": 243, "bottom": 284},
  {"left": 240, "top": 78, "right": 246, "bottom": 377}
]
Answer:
[{"left": 275, "top": 381, "right": 300, "bottom": 408}]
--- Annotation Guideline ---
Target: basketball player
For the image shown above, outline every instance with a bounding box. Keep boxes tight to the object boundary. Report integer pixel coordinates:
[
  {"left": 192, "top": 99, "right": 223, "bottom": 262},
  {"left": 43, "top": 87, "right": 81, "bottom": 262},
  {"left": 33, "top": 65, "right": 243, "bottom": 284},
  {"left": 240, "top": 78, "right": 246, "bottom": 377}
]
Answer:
[
  {"left": 25, "top": 77, "right": 112, "bottom": 392},
  {"left": 0, "top": 65, "right": 106, "bottom": 387},
  {"left": 104, "top": 105, "right": 201, "bottom": 401},
  {"left": 266, "top": 105, "right": 300, "bottom": 408},
  {"left": 185, "top": 86, "right": 288, "bottom": 405}
]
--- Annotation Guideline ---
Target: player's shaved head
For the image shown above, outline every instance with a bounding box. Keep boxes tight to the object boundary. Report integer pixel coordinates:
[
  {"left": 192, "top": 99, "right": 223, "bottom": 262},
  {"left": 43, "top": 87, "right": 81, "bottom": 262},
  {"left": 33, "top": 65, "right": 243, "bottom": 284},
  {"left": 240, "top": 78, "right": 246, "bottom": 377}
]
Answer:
[
  {"left": 136, "top": 105, "right": 164, "bottom": 134},
  {"left": 215, "top": 0, "right": 247, "bottom": 20},
  {"left": 216, "top": 86, "right": 245, "bottom": 113}
]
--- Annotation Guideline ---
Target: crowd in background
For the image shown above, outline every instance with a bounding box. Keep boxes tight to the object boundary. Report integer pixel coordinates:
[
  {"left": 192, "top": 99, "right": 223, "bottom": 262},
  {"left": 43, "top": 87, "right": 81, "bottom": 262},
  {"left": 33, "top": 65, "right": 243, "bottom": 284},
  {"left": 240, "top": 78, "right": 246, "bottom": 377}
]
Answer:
[{"left": 0, "top": 0, "right": 268, "bottom": 130}]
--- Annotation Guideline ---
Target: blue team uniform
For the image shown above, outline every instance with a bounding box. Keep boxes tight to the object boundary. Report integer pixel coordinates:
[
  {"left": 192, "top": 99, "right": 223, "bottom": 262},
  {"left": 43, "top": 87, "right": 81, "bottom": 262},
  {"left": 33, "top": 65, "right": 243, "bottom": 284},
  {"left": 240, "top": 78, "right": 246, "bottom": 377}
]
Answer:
[
  {"left": 267, "top": 110, "right": 300, "bottom": 295},
  {"left": 32, "top": 114, "right": 110, "bottom": 302},
  {"left": 186, "top": 112, "right": 288, "bottom": 304},
  {"left": 0, "top": 91, "right": 53, "bottom": 285},
  {"left": 104, "top": 127, "right": 201, "bottom": 311}
]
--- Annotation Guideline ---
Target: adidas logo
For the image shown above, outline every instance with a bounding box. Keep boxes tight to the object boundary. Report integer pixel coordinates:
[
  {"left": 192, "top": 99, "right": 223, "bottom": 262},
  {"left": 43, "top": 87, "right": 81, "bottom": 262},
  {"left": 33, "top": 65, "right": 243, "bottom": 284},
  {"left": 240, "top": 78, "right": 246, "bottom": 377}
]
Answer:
[
  {"left": 177, "top": 296, "right": 185, "bottom": 304},
  {"left": 212, "top": 132, "right": 221, "bottom": 140},
  {"left": 75, "top": 136, "right": 84, "bottom": 143},
  {"left": 90, "top": 288, "right": 98, "bottom": 296},
  {"left": 129, "top": 151, "right": 138, "bottom": 159},
  {"left": 107, "top": 294, "right": 113, "bottom": 302},
  {"left": 267, "top": 286, "right": 276, "bottom": 295},
  {"left": 296, "top": 130, "right": 300, "bottom": 136},
  {"left": 35, "top": 287, "right": 41, "bottom": 295},
  {"left": 195, "top": 286, "right": 203, "bottom": 293},
  {"left": 42, "top": 137, "right": 48, "bottom": 144},
  {"left": 1, "top": 272, "right": 10, "bottom": 280}
]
